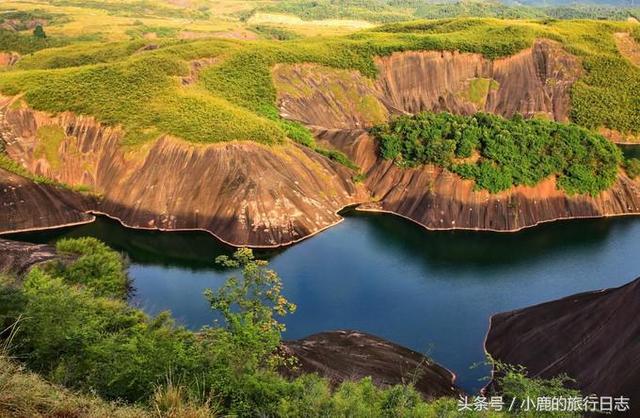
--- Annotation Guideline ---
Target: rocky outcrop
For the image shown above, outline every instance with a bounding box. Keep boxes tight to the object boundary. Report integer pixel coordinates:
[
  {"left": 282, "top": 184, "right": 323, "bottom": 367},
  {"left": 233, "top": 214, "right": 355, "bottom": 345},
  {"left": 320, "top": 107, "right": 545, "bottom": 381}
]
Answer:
[
  {"left": 275, "top": 39, "right": 640, "bottom": 233},
  {"left": 0, "top": 168, "right": 94, "bottom": 234},
  {"left": 282, "top": 330, "right": 461, "bottom": 400},
  {"left": 0, "top": 101, "right": 366, "bottom": 247},
  {"left": 274, "top": 39, "right": 581, "bottom": 128},
  {"left": 0, "top": 238, "right": 63, "bottom": 276},
  {"left": 0, "top": 39, "right": 637, "bottom": 244},
  {"left": 314, "top": 128, "right": 640, "bottom": 232},
  {"left": 485, "top": 277, "right": 640, "bottom": 400},
  {"left": 0, "top": 52, "right": 20, "bottom": 67}
]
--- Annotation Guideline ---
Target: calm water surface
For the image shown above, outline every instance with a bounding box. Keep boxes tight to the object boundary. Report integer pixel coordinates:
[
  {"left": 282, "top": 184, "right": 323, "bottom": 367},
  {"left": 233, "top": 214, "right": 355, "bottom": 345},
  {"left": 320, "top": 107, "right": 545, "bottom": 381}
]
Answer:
[{"left": 11, "top": 212, "right": 640, "bottom": 393}]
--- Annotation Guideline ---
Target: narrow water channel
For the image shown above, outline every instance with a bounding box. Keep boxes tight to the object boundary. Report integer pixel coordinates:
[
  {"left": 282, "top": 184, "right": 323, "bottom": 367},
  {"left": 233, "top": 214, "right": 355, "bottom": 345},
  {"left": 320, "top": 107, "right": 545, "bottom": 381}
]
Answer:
[{"left": 10, "top": 211, "right": 640, "bottom": 393}]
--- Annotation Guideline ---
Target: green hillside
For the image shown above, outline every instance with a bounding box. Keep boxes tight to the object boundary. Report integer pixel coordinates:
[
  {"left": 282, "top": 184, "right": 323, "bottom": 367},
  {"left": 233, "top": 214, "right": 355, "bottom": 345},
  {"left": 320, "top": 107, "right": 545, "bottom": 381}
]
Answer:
[{"left": 1, "top": 18, "right": 639, "bottom": 147}]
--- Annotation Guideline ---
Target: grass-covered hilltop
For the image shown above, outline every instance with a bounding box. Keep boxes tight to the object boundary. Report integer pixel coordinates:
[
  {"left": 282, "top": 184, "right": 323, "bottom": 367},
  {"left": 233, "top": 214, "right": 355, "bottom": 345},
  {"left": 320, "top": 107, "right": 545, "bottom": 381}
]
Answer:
[{"left": 1, "top": 4, "right": 639, "bottom": 195}]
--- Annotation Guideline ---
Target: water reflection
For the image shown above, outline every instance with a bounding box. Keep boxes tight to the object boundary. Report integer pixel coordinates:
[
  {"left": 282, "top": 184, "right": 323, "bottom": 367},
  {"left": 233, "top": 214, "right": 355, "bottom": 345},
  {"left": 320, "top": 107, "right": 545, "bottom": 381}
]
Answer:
[{"left": 9, "top": 213, "right": 640, "bottom": 393}]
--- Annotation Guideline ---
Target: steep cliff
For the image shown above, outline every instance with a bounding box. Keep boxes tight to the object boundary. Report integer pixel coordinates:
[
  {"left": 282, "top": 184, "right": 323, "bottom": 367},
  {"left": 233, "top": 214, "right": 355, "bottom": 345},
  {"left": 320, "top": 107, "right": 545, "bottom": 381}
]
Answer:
[
  {"left": 275, "top": 39, "right": 581, "bottom": 128},
  {"left": 485, "top": 277, "right": 640, "bottom": 400},
  {"left": 0, "top": 168, "right": 94, "bottom": 235},
  {"left": 314, "top": 128, "right": 640, "bottom": 232},
  {"left": 275, "top": 39, "right": 640, "bottom": 232},
  {"left": 0, "top": 101, "right": 366, "bottom": 247},
  {"left": 282, "top": 330, "right": 462, "bottom": 400},
  {"left": 1, "top": 39, "right": 638, "bottom": 244}
]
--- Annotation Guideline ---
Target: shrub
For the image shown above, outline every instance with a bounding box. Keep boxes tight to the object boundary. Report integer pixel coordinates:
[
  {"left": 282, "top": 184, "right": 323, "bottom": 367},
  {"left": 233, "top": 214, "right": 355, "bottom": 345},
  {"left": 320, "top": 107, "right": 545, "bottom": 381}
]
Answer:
[
  {"left": 54, "top": 237, "right": 129, "bottom": 298},
  {"left": 625, "top": 158, "right": 640, "bottom": 179}
]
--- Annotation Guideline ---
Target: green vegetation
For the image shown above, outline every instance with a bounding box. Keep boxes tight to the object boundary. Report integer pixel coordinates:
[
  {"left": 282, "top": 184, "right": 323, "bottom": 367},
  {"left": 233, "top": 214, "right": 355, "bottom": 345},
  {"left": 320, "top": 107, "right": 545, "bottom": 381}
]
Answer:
[
  {"left": 15, "top": 40, "right": 151, "bottom": 69},
  {"left": 0, "top": 238, "right": 582, "bottom": 417},
  {"left": 1, "top": 17, "right": 639, "bottom": 185},
  {"left": 462, "top": 78, "right": 499, "bottom": 107},
  {"left": 494, "top": 362, "right": 581, "bottom": 418},
  {"left": 0, "top": 29, "right": 69, "bottom": 55},
  {"left": 261, "top": 0, "right": 640, "bottom": 23},
  {"left": 54, "top": 237, "right": 129, "bottom": 298},
  {"left": 34, "top": 125, "right": 65, "bottom": 170},
  {"left": 372, "top": 112, "right": 622, "bottom": 195},
  {"left": 633, "top": 25, "right": 640, "bottom": 43},
  {"left": 0, "top": 9, "right": 68, "bottom": 31},
  {"left": 0, "top": 154, "right": 54, "bottom": 185},
  {"left": 250, "top": 25, "right": 302, "bottom": 41},
  {"left": 49, "top": 0, "right": 210, "bottom": 20},
  {"left": 625, "top": 158, "right": 640, "bottom": 178},
  {"left": 125, "top": 24, "right": 178, "bottom": 40},
  {"left": 0, "top": 354, "right": 151, "bottom": 418},
  {"left": 262, "top": 0, "right": 412, "bottom": 24},
  {"left": 33, "top": 25, "right": 46, "bottom": 39}
]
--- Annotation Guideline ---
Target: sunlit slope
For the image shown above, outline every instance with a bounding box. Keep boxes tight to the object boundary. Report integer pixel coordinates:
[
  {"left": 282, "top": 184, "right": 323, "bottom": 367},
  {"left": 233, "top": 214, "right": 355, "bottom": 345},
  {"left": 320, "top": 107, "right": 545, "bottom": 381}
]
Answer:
[{"left": 1, "top": 18, "right": 639, "bottom": 148}]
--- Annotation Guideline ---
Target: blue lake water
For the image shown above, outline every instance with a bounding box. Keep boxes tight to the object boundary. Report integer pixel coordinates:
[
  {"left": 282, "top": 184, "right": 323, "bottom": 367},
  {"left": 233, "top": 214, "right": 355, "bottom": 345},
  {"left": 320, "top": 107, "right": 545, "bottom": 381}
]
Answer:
[{"left": 11, "top": 211, "right": 640, "bottom": 393}]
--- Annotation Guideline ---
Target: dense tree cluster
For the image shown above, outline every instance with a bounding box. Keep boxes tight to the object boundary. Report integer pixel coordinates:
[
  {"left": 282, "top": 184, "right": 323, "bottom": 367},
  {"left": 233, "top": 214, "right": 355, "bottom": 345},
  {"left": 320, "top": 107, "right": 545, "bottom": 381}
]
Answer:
[{"left": 372, "top": 112, "right": 622, "bottom": 195}]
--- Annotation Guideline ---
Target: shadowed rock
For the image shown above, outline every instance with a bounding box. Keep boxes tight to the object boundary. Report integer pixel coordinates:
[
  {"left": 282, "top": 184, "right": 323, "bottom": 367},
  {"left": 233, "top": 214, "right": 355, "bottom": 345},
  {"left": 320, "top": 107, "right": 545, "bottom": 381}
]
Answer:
[
  {"left": 282, "top": 330, "right": 462, "bottom": 400},
  {"left": 0, "top": 238, "right": 66, "bottom": 276},
  {"left": 485, "top": 277, "right": 640, "bottom": 401},
  {"left": 0, "top": 168, "right": 94, "bottom": 234}
]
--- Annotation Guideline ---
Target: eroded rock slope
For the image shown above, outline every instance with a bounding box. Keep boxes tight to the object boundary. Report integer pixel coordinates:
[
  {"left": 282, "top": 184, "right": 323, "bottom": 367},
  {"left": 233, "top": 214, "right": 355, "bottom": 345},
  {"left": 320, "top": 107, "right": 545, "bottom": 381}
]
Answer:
[
  {"left": 275, "top": 39, "right": 640, "bottom": 232},
  {"left": 0, "top": 101, "right": 366, "bottom": 246},
  {"left": 485, "top": 277, "right": 640, "bottom": 400},
  {"left": 1, "top": 39, "right": 639, "bottom": 245},
  {"left": 0, "top": 168, "right": 94, "bottom": 234}
]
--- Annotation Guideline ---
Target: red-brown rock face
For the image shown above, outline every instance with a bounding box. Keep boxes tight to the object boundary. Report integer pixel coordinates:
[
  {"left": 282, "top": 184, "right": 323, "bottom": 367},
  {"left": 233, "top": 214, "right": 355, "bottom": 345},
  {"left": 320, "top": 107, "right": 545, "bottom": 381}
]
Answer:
[
  {"left": 0, "top": 102, "right": 366, "bottom": 246},
  {"left": 1, "top": 39, "right": 638, "bottom": 244},
  {"left": 485, "top": 277, "right": 640, "bottom": 401},
  {"left": 275, "top": 39, "right": 581, "bottom": 129},
  {"left": 0, "top": 52, "right": 20, "bottom": 67},
  {"left": 275, "top": 39, "right": 640, "bottom": 232},
  {"left": 314, "top": 128, "right": 640, "bottom": 232},
  {"left": 0, "top": 168, "right": 94, "bottom": 234}
]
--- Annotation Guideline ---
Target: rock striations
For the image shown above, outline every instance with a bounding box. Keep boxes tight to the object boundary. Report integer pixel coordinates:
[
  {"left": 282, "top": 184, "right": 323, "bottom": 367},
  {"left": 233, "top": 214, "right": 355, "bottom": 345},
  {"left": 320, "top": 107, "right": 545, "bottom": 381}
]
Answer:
[
  {"left": 1, "top": 40, "right": 640, "bottom": 245},
  {"left": 275, "top": 39, "right": 640, "bottom": 233},
  {"left": 485, "top": 277, "right": 640, "bottom": 401},
  {"left": 0, "top": 101, "right": 366, "bottom": 246}
]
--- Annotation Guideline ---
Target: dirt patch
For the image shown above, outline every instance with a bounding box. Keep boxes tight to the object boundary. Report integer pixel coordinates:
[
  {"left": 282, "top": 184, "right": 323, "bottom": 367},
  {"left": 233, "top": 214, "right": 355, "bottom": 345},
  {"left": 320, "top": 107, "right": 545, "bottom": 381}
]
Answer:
[
  {"left": 180, "top": 57, "right": 221, "bottom": 86},
  {"left": 0, "top": 52, "right": 20, "bottom": 67},
  {"left": 614, "top": 32, "right": 640, "bottom": 67}
]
